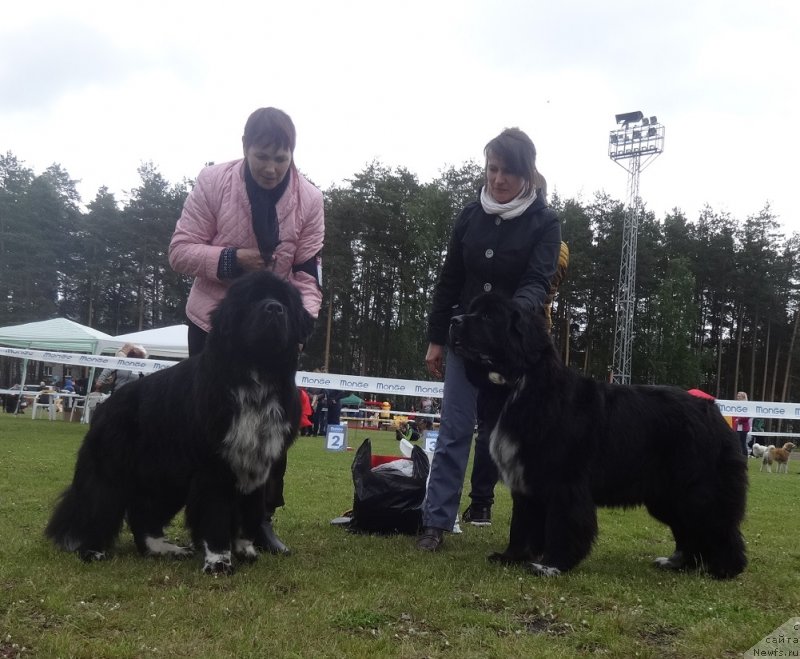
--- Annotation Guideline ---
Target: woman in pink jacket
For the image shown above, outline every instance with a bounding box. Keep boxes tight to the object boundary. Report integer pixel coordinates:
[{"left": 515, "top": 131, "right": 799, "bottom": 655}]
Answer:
[
  {"left": 169, "top": 107, "right": 325, "bottom": 555},
  {"left": 731, "top": 391, "right": 752, "bottom": 457}
]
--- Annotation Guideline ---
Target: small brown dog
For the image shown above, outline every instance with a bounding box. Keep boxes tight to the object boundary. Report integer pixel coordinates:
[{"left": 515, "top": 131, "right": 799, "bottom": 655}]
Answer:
[{"left": 760, "top": 442, "right": 796, "bottom": 473}]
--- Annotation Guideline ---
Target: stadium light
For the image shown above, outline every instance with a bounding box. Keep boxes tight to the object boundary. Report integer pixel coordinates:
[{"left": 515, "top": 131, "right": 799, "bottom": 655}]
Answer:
[{"left": 608, "top": 111, "right": 665, "bottom": 385}]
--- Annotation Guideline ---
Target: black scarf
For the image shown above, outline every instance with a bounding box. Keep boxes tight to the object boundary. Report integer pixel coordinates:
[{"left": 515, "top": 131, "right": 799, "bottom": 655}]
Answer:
[{"left": 244, "top": 163, "right": 291, "bottom": 261}]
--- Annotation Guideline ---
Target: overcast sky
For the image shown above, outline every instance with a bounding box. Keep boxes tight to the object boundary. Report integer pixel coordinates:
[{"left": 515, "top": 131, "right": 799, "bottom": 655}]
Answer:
[{"left": 2, "top": 0, "right": 799, "bottom": 234}]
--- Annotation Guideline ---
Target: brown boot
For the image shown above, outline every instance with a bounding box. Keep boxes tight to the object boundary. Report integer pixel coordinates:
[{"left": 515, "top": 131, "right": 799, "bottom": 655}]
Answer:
[{"left": 416, "top": 527, "right": 445, "bottom": 552}]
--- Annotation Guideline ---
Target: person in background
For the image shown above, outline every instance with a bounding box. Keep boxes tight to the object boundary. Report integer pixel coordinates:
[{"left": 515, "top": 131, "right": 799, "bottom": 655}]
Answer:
[
  {"left": 94, "top": 343, "right": 148, "bottom": 393},
  {"left": 74, "top": 377, "right": 88, "bottom": 396},
  {"left": 731, "top": 391, "right": 751, "bottom": 457},
  {"left": 417, "top": 127, "right": 561, "bottom": 551},
  {"left": 420, "top": 396, "right": 434, "bottom": 415},
  {"left": 37, "top": 381, "right": 53, "bottom": 404},
  {"left": 326, "top": 389, "right": 344, "bottom": 427},
  {"left": 395, "top": 419, "right": 421, "bottom": 442},
  {"left": 313, "top": 391, "right": 329, "bottom": 436},
  {"left": 169, "top": 107, "right": 325, "bottom": 555},
  {"left": 59, "top": 375, "right": 76, "bottom": 416},
  {"left": 298, "top": 388, "right": 314, "bottom": 436}
]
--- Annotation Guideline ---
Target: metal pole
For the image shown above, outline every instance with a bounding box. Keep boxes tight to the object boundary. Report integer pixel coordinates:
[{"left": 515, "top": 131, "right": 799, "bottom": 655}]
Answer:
[
  {"left": 323, "top": 294, "right": 333, "bottom": 373},
  {"left": 608, "top": 112, "right": 664, "bottom": 385},
  {"left": 611, "top": 155, "right": 641, "bottom": 384}
]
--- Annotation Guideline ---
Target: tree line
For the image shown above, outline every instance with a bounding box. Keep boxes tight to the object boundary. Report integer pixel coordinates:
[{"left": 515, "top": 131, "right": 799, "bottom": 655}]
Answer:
[{"left": 1, "top": 151, "right": 798, "bottom": 403}]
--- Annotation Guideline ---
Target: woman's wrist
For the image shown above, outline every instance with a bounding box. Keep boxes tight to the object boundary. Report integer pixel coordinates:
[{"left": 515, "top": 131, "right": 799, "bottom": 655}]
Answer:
[{"left": 217, "top": 247, "right": 243, "bottom": 279}]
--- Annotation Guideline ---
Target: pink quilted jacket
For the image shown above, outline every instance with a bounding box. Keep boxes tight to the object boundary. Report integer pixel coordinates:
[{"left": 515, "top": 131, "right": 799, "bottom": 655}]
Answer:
[{"left": 169, "top": 159, "right": 325, "bottom": 331}]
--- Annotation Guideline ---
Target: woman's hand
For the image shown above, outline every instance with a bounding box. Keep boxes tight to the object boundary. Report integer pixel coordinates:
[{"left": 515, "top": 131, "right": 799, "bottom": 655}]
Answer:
[
  {"left": 425, "top": 343, "right": 444, "bottom": 379},
  {"left": 235, "top": 248, "right": 269, "bottom": 272}
]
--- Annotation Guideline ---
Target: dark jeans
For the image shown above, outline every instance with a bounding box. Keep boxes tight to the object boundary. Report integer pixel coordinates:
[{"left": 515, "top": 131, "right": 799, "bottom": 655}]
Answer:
[
  {"left": 422, "top": 349, "right": 502, "bottom": 530},
  {"left": 313, "top": 405, "right": 328, "bottom": 435},
  {"left": 737, "top": 430, "right": 749, "bottom": 456},
  {"left": 188, "top": 319, "right": 288, "bottom": 514}
]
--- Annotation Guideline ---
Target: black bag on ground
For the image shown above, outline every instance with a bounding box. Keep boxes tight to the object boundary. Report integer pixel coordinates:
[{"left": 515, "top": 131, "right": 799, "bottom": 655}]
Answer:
[{"left": 349, "top": 438, "right": 430, "bottom": 535}]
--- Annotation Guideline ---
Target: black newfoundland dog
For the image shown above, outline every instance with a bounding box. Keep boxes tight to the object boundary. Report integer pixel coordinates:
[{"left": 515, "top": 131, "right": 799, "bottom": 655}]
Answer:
[
  {"left": 450, "top": 293, "right": 747, "bottom": 579},
  {"left": 46, "top": 271, "right": 312, "bottom": 574}
]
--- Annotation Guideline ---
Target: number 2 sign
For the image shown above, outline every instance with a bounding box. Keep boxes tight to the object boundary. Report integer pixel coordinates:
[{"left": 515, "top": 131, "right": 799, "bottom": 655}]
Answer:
[{"left": 325, "top": 424, "right": 347, "bottom": 451}]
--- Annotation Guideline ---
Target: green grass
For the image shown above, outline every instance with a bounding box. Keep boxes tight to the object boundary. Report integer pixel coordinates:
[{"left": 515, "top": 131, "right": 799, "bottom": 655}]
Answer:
[{"left": 0, "top": 415, "right": 798, "bottom": 658}]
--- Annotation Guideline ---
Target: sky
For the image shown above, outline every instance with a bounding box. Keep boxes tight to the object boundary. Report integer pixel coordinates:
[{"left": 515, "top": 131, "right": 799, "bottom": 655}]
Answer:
[{"left": 2, "top": 0, "right": 799, "bottom": 233}]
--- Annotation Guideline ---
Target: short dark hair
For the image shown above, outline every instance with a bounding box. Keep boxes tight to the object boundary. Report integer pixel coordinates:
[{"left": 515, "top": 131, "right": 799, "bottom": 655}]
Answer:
[
  {"left": 484, "top": 127, "right": 537, "bottom": 195},
  {"left": 243, "top": 107, "right": 296, "bottom": 152}
]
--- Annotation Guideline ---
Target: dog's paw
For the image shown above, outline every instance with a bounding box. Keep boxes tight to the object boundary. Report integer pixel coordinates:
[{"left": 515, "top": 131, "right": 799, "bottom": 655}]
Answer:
[
  {"left": 202, "top": 545, "right": 233, "bottom": 575},
  {"left": 170, "top": 546, "right": 194, "bottom": 560},
  {"left": 654, "top": 556, "right": 678, "bottom": 570},
  {"left": 202, "top": 557, "right": 234, "bottom": 575},
  {"left": 654, "top": 550, "right": 690, "bottom": 571},
  {"left": 234, "top": 539, "right": 259, "bottom": 562},
  {"left": 488, "top": 551, "right": 527, "bottom": 565},
  {"left": 78, "top": 549, "right": 107, "bottom": 562},
  {"left": 144, "top": 536, "right": 194, "bottom": 559},
  {"left": 526, "top": 562, "right": 562, "bottom": 577}
]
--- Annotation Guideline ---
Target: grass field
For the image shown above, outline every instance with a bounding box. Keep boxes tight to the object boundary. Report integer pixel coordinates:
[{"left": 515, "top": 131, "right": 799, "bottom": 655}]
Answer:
[{"left": 0, "top": 413, "right": 798, "bottom": 658}]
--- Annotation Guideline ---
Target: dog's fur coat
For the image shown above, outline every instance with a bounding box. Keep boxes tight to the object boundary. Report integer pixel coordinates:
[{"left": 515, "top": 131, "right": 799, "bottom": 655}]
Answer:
[
  {"left": 45, "top": 272, "right": 312, "bottom": 574},
  {"left": 450, "top": 293, "right": 748, "bottom": 579},
  {"left": 760, "top": 442, "right": 795, "bottom": 473}
]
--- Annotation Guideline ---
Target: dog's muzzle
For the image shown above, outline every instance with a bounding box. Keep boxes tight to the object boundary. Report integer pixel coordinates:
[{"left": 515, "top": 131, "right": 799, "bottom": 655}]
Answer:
[
  {"left": 449, "top": 314, "right": 465, "bottom": 349},
  {"left": 450, "top": 315, "right": 495, "bottom": 366}
]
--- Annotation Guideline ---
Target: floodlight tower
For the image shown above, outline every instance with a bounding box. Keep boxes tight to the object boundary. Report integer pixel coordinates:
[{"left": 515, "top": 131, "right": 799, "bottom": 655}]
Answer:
[{"left": 608, "top": 111, "right": 664, "bottom": 384}]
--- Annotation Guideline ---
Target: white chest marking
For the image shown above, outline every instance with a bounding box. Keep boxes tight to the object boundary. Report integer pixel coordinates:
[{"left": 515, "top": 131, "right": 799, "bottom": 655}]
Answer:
[
  {"left": 489, "top": 376, "right": 530, "bottom": 494},
  {"left": 490, "top": 425, "right": 528, "bottom": 494},
  {"left": 222, "top": 385, "right": 292, "bottom": 493}
]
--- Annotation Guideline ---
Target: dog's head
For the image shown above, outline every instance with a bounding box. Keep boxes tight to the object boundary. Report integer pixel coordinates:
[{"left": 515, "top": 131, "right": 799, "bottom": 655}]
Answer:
[
  {"left": 208, "top": 271, "right": 314, "bottom": 367},
  {"left": 449, "top": 293, "right": 552, "bottom": 385},
  {"left": 782, "top": 442, "right": 796, "bottom": 452}
]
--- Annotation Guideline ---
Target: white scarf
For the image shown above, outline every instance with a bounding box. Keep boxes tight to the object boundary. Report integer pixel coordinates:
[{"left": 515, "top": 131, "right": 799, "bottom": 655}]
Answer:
[{"left": 480, "top": 186, "right": 537, "bottom": 220}]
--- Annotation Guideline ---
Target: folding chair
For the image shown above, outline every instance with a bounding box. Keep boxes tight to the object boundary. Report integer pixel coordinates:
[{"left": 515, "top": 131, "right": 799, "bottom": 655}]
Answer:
[
  {"left": 69, "top": 396, "right": 87, "bottom": 422},
  {"left": 31, "top": 392, "right": 57, "bottom": 420},
  {"left": 79, "top": 392, "right": 106, "bottom": 424}
]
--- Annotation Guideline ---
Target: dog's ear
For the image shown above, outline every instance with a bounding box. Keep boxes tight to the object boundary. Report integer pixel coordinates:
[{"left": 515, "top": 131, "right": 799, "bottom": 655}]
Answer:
[
  {"left": 509, "top": 302, "right": 550, "bottom": 361},
  {"left": 210, "top": 279, "right": 243, "bottom": 334},
  {"left": 297, "top": 307, "right": 315, "bottom": 346}
]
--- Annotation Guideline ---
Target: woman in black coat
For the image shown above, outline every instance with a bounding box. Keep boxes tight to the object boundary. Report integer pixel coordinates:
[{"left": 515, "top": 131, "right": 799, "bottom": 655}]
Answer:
[{"left": 417, "top": 127, "right": 561, "bottom": 551}]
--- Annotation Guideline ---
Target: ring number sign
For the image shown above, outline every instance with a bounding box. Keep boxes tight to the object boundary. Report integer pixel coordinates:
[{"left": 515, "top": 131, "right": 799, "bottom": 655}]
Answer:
[
  {"left": 424, "top": 430, "right": 439, "bottom": 453},
  {"left": 325, "top": 424, "right": 347, "bottom": 451}
]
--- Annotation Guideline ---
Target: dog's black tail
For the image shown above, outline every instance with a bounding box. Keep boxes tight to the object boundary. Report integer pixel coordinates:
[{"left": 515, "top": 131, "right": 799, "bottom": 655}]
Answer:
[{"left": 45, "top": 439, "right": 128, "bottom": 560}]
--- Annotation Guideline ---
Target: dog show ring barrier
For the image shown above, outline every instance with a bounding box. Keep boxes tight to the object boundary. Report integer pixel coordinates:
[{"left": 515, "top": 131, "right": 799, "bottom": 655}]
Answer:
[{"left": 5, "top": 345, "right": 800, "bottom": 424}]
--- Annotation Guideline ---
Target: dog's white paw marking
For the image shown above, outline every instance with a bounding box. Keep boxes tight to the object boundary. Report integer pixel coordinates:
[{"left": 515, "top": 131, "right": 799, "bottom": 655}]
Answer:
[
  {"left": 654, "top": 555, "right": 685, "bottom": 570},
  {"left": 80, "top": 550, "right": 107, "bottom": 562},
  {"left": 202, "top": 543, "right": 233, "bottom": 575},
  {"left": 488, "top": 371, "right": 507, "bottom": 385},
  {"left": 145, "top": 536, "right": 193, "bottom": 558},
  {"left": 234, "top": 538, "right": 258, "bottom": 560},
  {"left": 527, "top": 562, "right": 562, "bottom": 577}
]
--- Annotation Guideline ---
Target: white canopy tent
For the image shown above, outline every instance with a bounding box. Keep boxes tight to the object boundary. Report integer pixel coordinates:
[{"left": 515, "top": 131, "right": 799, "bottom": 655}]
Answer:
[
  {"left": 97, "top": 325, "right": 189, "bottom": 360},
  {"left": 0, "top": 317, "right": 113, "bottom": 353},
  {"left": 0, "top": 318, "right": 114, "bottom": 413}
]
